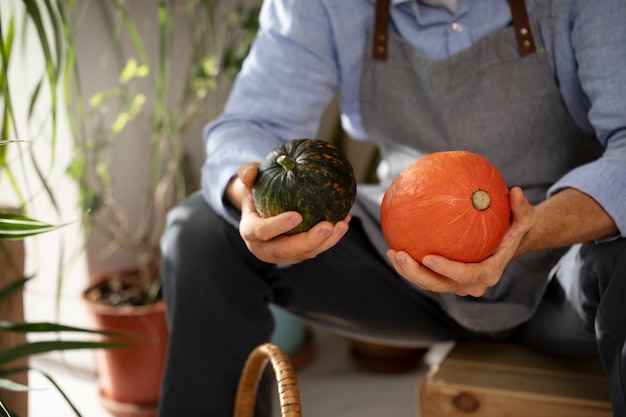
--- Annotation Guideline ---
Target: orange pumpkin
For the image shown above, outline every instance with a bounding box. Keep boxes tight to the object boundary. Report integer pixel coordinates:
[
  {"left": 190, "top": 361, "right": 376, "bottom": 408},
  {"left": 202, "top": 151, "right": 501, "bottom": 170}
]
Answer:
[{"left": 380, "top": 151, "right": 510, "bottom": 264}]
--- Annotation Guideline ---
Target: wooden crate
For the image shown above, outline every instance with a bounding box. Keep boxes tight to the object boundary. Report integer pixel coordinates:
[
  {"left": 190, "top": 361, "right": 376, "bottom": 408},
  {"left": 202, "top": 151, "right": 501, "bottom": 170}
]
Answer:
[{"left": 419, "top": 340, "right": 612, "bottom": 417}]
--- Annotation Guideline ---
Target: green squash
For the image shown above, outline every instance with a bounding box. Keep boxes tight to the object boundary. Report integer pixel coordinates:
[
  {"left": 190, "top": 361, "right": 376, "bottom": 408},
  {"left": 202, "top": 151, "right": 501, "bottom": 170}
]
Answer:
[{"left": 252, "top": 138, "right": 357, "bottom": 235}]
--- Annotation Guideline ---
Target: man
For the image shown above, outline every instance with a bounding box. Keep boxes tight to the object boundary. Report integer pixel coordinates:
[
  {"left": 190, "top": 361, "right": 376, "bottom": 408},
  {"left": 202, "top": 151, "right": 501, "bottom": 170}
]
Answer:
[{"left": 157, "top": 1, "right": 626, "bottom": 416}]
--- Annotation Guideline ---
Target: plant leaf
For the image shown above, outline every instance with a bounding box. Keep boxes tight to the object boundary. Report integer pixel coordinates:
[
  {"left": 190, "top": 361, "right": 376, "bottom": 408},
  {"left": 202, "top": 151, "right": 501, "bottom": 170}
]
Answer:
[
  {"left": 0, "top": 321, "right": 130, "bottom": 339},
  {"left": 0, "top": 15, "right": 17, "bottom": 170},
  {"left": 23, "top": 0, "right": 60, "bottom": 164},
  {"left": 0, "top": 378, "right": 30, "bottom": 393},
  {"left": 0, "top": 277, "right": 32, "bottom": 303},
  {"left": 0, "top": 366, "right": 83, "bottom": 415},
  {"left": 0, "top": 212, "right": 59, "bottom": 240},
  {"left": 0, "top": 340, "right": 132, "bottom": 366}
]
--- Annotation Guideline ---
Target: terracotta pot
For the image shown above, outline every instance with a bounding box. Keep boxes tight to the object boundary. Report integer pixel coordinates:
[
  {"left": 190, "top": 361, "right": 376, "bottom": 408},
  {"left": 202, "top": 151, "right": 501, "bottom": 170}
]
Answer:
[
  {"left": 349, "top": 339, "right": 428, "bottom": 373},
  {"left": 0, "top": 238, "right": 28, "bottom": 417},
  {"left": 83, "top": 271, "right": 169, "bottom": 417}
]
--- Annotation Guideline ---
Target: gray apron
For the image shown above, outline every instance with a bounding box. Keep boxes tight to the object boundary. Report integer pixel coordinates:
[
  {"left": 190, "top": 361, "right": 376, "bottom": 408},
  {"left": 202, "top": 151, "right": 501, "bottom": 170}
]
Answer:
[{"left": 353, "top": 0, "right": 604, "bottom": 332}]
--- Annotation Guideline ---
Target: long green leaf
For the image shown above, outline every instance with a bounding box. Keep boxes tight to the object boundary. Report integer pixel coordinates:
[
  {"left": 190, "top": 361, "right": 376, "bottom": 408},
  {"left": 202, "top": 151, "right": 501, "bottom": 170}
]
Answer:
[
  {"left": 22, "top": 0, "right": 59, "bottom": 166},
  {"left": 0, "top": 394, "right": 10, "bottom": 417},
  {"left": 0, "top": 277, "right": 31, "bottom": 303},
  {"left": 28, "top": 146, "right": 61, "bottom": 213},
  {"left": 26, "top": 78, "right": 44, "bottom": 121},
  {"left": 0, "top": 212, "right": 58, "bottom": 240},
  {"left": 59, "top": 1, "right": 86, "bottom": 153},
  {"left": 42, "top": 0, "right": 64, "bottom": 83},
  {"left": 0, "top": 340, "right": 132, "bottom": 366},
  {"left": 0, "top": 15, "right": 17, "bottom": 169},
  {"left": 1, "top": 366, "right": 84, "bottom": 415},
  {"left": 0, "top": 378, "right": 30, "bottom": 393},
  {"left": 0, "top": 321, "right": 129, "bottom": 338},
  {"left": 109, "top": 0, "right": 149, "bottom": 66}
]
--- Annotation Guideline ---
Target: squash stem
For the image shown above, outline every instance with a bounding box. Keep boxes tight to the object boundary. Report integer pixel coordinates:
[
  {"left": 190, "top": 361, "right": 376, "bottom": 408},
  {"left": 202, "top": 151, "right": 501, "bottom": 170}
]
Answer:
[
  {"left": 276, "top": 154, "right": 296, "bottom": 171},
  {"left": 472, "top": 189, "right": 491, "bottom": 211}
]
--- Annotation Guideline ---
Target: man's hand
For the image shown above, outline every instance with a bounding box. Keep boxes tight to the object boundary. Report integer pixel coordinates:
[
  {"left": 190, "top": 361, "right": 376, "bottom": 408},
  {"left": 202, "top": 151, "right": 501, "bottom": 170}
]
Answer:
[
  {"left": 231, "top": 163, "right": 350, "bottom": 265},
  {"left": 386, "top": 187, "right": 536, "bottom": 297}
]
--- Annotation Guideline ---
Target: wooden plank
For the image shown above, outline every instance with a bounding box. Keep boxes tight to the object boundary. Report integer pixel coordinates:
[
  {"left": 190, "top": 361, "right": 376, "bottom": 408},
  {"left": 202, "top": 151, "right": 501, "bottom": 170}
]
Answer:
[
  {"left": 443, "top": 339, "right": 606, "bottom": 379},
  {"left": 420, "top": 383, "right": 612, "bottom": 417},
  {"left": 418, "top": 340, "right": 612, "bottom": 417},
  {"left": 426, "top": 361, "right": 611, "bottom": 407}
]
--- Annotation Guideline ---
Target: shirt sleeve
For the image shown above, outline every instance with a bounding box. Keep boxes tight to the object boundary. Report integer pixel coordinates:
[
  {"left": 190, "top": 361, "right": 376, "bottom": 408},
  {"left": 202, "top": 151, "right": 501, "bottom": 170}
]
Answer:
[
  {"left": 201, "top": 0, "right": 339, "bottom": 224},
  {"left": 548, "top": 0, "right": 626, "bottom": 238}
]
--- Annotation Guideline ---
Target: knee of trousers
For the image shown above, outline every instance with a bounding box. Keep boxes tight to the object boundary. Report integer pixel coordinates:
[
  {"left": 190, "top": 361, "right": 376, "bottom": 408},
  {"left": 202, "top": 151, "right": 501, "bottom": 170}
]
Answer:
[
  {"left": 575, "top": 238, "right": 626, "bottom": 356},
  {"left": 161, "top": 193, "right": 224, "bottom": 265},
  {"left": 159, "top": 193, "right": 241, "bottom": 307},
  {"left": 160, "top": 191, "right": 256, "bottom": 278},
  {"left": 578, "top": 238, "right": 626, "bottom": 292},
  {"left": 159, "top": 193, "right": 267, "bottom": 300},
  {"left": 581, "top": 238, "right": 626, "bottom": 415}
]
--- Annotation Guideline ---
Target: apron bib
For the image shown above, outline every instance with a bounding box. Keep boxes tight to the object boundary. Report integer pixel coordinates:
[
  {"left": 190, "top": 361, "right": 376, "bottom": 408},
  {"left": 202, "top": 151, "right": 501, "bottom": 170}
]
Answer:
[{"left": 354, "top": 0, "right": 603, "bottom": 332}]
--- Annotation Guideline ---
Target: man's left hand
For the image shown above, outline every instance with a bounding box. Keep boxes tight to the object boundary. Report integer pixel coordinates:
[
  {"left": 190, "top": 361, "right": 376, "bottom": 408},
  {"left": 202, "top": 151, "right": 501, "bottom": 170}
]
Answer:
[{"left": 386, "top": 187, "right": 536, "bottom": 297}]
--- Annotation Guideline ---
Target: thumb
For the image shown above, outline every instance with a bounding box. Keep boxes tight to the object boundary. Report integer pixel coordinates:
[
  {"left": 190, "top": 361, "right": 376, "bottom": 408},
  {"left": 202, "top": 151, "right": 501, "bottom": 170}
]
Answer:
[
  {"left": 509, "top": 186, "right": 535, "bottom": 230},
  {"left": 238, "top": 162, "right": 259, "bottom": 188}
]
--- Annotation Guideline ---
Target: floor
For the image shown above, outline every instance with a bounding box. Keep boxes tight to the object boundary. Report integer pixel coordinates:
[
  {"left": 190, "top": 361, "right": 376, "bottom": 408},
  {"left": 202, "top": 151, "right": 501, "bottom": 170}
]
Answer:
[
  {"left": 271, "top": 327, "right": 455, "bottom": 417},
  {"left": 27, "top": 325, "right": 455, "bottom": 417}
]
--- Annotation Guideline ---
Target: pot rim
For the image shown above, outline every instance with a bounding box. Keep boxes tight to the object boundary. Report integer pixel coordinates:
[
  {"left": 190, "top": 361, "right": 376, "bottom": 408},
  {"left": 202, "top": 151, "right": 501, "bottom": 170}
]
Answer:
[{"left": 82, "top": 268, "right": 165, "bottom": 317}]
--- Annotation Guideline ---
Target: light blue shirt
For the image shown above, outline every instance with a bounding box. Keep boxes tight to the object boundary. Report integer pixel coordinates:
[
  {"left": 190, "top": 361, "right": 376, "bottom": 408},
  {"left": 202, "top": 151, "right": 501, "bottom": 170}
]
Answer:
[{"left": 202, "top": 0, "right": 626, "bottom": 237}]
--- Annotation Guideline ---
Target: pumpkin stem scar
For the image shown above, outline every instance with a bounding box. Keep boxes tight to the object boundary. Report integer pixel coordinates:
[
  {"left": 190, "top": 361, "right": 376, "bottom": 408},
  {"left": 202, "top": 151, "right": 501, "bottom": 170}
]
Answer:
[
  {"left": 471, "top": 189, "right": 491, "bottom": 211},
  {"left": 277, "top": 154, "right": 296, "bottom": 171}
]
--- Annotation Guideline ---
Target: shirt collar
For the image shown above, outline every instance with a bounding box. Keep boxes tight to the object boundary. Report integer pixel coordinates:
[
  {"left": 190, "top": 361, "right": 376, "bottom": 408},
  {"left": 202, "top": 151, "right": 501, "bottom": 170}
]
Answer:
[{"left": 392, "top": 0, "right": 463, "bottom": 14}]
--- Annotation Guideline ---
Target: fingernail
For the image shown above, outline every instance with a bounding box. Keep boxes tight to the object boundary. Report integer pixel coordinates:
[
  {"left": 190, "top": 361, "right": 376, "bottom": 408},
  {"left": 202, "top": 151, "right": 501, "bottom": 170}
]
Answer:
[
  {"left": 319, "top": 227, "right": 331, "bottom": 237},
  {"left": 288, "top": 215, "right": 300, "bottom": 226},
  {"left": 397, "top": 253, "right": 407, "bottom": 265},
  {"left": 422, "top": 257, "right": 435, "bottom": 268}
]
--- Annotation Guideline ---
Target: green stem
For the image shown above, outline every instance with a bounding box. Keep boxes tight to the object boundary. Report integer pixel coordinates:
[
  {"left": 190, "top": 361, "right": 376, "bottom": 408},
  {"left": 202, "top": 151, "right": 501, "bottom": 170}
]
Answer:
[{"left": 276, "top": 154, "right": 296, "bottom": 171}]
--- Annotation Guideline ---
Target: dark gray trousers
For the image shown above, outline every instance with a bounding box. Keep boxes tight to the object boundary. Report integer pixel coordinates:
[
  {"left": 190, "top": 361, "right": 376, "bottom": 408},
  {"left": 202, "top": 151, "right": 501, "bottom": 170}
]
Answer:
[{"left": 157, "top": 192, "right": 625, "bottom": 417}]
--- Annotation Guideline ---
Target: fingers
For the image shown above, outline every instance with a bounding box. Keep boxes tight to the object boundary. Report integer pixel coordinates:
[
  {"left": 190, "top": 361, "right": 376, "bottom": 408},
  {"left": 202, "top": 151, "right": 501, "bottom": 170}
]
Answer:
[
  {"left": 492, "top": 186, "right": 536, "bottom": 261},
  {"left": 246, "top": 220, "right": 350, "bottom": 265},
  {"left": 388, "top": 250, "right": 491, "bottom": 297},
  {"left": 241, "top": 208, "right": 351, "bottom": 264},
  {"left": 240, "top": 187, "right": 302, "bottom": 239},
  {"left": 509, "top": 186, "right": 536, "bottom": 231},
  {"left": 422, "top": 255, "right": 496, "bottom": 297},
  {"left": 274, "top": 218, "right": 350, "bottom": 262},
  {"left": 237, "top": 162, "right": 259, "bottom": 188},
  {"left": 388, "top": 250, "right": 456, "bottom": 293}
]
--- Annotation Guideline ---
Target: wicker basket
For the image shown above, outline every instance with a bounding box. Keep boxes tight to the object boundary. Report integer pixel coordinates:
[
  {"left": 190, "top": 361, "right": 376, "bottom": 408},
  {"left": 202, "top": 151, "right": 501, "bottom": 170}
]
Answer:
[{"left": 234, "top": 343, "right": 303, "bottom": 417}]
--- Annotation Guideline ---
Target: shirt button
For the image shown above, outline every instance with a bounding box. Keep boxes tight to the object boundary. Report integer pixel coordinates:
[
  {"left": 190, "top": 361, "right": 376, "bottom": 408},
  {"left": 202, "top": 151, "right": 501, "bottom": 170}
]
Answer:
[{"left": 452, "top": 22, "right": 463, "bottom": 32}]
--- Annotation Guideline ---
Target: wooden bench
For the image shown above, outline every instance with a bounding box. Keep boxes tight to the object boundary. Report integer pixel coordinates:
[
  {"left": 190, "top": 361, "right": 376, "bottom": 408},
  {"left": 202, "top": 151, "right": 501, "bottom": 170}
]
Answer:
[{"left": 419, "top": 339, "right": 612, "bottom": 417}]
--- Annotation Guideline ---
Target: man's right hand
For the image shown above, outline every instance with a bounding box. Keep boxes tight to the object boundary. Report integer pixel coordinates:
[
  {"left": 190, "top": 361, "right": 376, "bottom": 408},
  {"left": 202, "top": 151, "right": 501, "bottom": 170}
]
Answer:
[{"left": 228, "top": 163, "right": 350, "bottom": 265}]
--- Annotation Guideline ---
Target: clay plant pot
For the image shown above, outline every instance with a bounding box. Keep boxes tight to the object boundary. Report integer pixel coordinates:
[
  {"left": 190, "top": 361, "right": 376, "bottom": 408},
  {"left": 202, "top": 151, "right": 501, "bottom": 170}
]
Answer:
[
  {"left": 0, "top": 238, "right": 28, "bottom": 417},
  {"left": 349, "top": 339, "right": 428, "bottom": 373},
  {"left": 83, "top": 270, "right": 169, "bottom": 417}
]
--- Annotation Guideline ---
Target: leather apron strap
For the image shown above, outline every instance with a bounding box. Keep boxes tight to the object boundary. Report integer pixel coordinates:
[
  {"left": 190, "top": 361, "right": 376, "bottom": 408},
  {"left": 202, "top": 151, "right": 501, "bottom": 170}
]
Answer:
[
  {"left": 373, "top": 0, "right": 391, "bottom": 60},
  {"left": 372, "top": 0, "right": 537, "bottom": 60},
  {"left": 506, "top": 0, "right": 536, "bottom": 56}
]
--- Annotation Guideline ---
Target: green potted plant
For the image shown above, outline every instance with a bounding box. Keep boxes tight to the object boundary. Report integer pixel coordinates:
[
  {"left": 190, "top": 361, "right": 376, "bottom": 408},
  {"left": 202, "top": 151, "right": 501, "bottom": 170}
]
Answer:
[
  {"left": 0, "top": 211, "right": 131, "bottom": 417},
  {"left": 1, "top": 3, "right": 134, "bottom": 416},
  {"left": 63, "top": 1, "right": 260, "bottom": 414}
]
